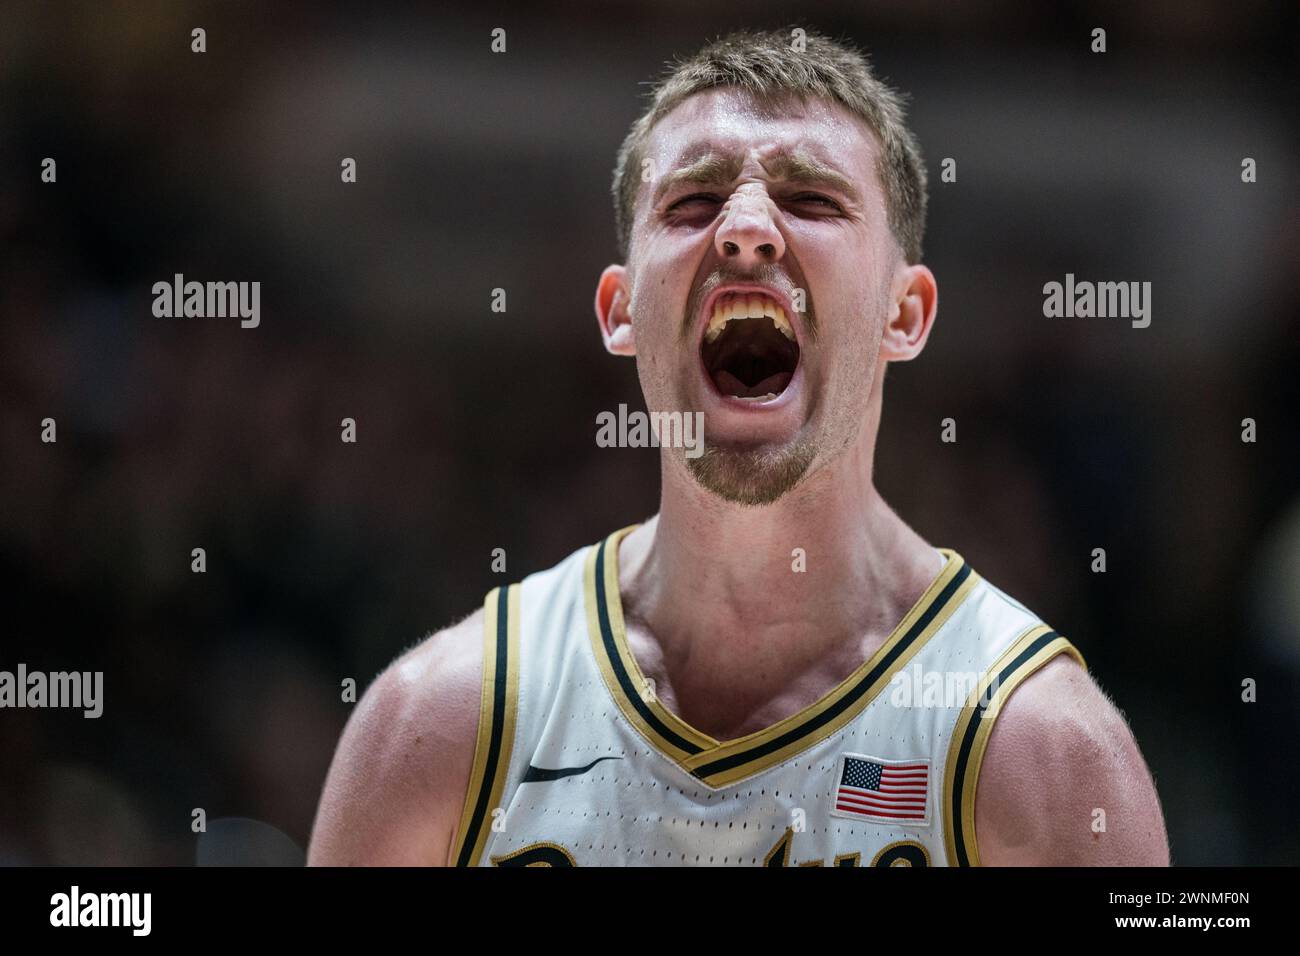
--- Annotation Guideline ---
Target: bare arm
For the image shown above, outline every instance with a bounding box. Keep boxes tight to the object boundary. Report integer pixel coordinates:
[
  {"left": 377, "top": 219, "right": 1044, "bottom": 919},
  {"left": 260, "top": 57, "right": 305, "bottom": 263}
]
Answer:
[
  {"left": 307, "top": 609, "right": 484, "bottom": 866},
  {"left": 974, "top": 655, "right": 1170, "bottom": 866}
]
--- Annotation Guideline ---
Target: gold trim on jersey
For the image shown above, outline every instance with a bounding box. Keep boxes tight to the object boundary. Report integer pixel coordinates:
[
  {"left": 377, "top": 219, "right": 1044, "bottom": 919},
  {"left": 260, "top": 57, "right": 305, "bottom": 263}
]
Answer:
[
  {"left": 586, "top": 526, "right": 979, "bottom": 789},
  {"left": 764, "top": 827, "right": 795, "bottom": 866},
  {"left": 452, "top": 583, "right": 521, "bottom": 867},
  {"left": 490, "top": 841, "right": 577, "bottom": 867},
  {"left": 584, "top": 525, "right": 719, "bottom": 763},
  {"left": 869, "top": 840, "right": 931, "bottom": 867},
  {"left": 942, "top": 623, "right": 1088, "bottom": 867}
]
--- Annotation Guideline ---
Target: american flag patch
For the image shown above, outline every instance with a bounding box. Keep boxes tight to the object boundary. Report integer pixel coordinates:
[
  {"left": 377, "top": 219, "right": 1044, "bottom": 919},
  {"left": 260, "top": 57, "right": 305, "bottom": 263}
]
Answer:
[{"left": 830, "top": 754, "right": 930, "bottom": 825}]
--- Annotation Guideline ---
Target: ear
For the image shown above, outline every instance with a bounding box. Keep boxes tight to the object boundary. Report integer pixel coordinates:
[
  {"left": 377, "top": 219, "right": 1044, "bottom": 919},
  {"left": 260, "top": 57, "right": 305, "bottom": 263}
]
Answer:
[
  {"left": 595, "top": 264, "right": 636, "bottom": 356},
  {"left": 879, "top": 263, "right": 938, "bottom": 363}
]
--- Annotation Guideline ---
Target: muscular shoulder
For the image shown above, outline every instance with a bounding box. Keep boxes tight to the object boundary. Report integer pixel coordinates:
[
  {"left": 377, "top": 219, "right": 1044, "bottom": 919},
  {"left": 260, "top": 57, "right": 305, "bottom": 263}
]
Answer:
[
  {"left": 973, "top": 654, "right": 1170, "bottom": 866},
  {"left": 307, "top": 607, "right": 485, "bottom": 866}
]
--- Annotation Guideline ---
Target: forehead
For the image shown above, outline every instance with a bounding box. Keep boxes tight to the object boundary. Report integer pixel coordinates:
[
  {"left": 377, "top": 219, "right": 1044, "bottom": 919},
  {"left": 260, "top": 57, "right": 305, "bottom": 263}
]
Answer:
[{"left": 645, "top": 87, "right": 880, "bottom": 187}]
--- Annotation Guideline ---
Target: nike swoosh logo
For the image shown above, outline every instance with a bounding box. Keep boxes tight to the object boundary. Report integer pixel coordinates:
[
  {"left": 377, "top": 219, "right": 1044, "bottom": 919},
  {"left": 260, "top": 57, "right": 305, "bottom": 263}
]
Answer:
[{"left": 522, "top": 756, "right": 622, "bottom": 783}]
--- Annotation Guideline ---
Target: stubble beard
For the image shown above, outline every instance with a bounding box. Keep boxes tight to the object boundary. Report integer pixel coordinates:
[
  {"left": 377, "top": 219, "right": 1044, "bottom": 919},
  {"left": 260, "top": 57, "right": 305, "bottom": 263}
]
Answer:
[{"left": 685, "top": 433, "right": 818, "bottom": 506}]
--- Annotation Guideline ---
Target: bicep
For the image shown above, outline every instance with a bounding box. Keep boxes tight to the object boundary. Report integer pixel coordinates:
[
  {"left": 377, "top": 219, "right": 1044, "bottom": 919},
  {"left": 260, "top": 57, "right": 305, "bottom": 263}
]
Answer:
[{"left": 973, "top": 655, "right": 1169, "bottom": 866}]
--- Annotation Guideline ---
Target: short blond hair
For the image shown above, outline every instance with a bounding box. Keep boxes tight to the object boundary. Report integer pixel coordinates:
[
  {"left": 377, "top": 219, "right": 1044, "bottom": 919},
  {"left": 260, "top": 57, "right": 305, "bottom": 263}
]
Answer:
[{"left": 612, "top": 27, "right": 927, "bottom": 263}]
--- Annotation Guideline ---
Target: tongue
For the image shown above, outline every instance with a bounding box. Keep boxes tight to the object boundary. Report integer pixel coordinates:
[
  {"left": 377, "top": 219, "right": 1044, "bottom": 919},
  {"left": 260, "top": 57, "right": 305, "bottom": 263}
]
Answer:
[{"left": 713, "top": 369, "right": 793, "bottom": 399}]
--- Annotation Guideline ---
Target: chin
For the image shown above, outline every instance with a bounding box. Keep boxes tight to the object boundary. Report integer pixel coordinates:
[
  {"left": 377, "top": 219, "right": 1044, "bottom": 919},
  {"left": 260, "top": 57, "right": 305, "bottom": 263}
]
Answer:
[{"left": 685, "top": 435, "right": 817, "bottom": 506}]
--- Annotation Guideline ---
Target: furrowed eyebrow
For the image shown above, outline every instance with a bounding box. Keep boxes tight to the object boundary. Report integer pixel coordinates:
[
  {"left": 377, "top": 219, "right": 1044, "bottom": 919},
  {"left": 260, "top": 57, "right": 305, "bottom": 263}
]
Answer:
[
  {"left": 651, "top": 153, "right": 743, "bottom": 207},
  {"left": 651, "top": 150, "right": 861, "bottom": 208},
  {"left": 763, "top": 153, "right": 861, "bottom": 205}
]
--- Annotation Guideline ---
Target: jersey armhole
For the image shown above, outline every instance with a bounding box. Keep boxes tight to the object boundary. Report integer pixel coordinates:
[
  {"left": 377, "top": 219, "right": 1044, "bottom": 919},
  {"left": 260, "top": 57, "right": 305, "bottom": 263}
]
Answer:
[
  {"left": 450, "top": 584, "right": 521, "bottom": 866},
  {"left": 942, "top": 624, "right": 1087, "bottom": 867}
]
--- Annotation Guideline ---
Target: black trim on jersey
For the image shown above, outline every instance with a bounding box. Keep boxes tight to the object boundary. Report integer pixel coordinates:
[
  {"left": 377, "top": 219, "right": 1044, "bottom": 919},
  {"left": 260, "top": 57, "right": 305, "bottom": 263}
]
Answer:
[
  {"left": 689, "top": 563, "right": 974, "bottom": 781},
  {"left": 948, "top": 629, "right": 1060, "bottom": 867},
  {"left": 594, "top": 537, "right": 706, "bottom": 757},
  {"left": 455, "top": 586, "right": 511, "bottom": 867}
]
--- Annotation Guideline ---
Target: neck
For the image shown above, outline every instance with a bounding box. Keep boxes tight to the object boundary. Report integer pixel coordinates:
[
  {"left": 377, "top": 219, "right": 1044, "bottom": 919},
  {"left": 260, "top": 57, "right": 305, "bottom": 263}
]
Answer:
[{"left": 618, "top": 420, "right": 942, "bottom": 668}]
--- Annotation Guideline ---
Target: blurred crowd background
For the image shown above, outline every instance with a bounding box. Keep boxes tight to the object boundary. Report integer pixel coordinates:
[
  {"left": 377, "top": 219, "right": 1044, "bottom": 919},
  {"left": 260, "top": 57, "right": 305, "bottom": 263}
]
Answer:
[{"left": 1, "top": 1, "right": 1296, "bottom": 865}]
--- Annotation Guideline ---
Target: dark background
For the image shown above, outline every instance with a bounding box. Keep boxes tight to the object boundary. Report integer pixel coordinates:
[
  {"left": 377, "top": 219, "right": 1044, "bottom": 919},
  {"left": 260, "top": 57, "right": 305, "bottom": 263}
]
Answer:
[{"left": 1, "top": 0, "right": 1296, "bottom": 865}]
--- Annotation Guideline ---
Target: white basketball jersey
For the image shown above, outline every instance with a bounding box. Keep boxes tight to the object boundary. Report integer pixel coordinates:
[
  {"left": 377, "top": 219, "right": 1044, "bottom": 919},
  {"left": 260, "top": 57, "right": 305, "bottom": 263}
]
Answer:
[{"left": 451, "top": 525, "right": 1085, "bottom": 867}]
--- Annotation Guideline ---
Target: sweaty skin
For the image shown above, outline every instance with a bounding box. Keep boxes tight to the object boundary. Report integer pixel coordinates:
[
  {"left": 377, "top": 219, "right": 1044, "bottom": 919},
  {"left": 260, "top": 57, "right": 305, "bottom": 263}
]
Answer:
[{"left": 308, "top": 87, "right": 1169, "bottom": 867}]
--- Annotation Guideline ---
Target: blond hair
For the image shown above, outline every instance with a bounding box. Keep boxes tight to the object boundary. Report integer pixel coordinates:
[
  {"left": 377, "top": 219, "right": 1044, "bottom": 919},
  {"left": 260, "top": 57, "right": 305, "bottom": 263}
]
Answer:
[{"left": 612, "top": 27, "right": 927, "bottom": 263}]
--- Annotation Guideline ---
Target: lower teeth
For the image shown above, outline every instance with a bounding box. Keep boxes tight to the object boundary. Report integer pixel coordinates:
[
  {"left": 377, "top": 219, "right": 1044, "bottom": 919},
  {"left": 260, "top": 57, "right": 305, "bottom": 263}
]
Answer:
[{"left": 735, "top": 392, "right": 778, "bottom": 402}]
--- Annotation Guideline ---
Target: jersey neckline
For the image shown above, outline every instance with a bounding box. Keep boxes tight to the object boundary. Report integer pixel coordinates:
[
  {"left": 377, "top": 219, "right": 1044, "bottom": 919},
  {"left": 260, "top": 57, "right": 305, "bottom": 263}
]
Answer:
[{"left": 582, "top": 524, "right": 980, "bottom": 789}]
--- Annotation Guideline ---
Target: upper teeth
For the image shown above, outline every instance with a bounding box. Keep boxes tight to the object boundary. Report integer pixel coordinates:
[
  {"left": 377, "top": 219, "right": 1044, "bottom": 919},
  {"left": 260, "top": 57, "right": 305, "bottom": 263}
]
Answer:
[{"left": 704, "top": 292, "right": 794, "bottom": 343}]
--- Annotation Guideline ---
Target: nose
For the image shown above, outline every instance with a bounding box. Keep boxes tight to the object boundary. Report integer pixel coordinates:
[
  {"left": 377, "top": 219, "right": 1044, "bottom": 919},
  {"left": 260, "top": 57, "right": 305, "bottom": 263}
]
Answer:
[{"left": 714, "top": 184, "right": 785, "bottom": 268}]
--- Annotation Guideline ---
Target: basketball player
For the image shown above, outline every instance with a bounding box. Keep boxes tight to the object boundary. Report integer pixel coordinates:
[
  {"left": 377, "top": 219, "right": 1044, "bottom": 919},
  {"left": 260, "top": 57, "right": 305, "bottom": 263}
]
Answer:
[{"left": 309, "top": 28, "right": 1169, "bottom": 867}]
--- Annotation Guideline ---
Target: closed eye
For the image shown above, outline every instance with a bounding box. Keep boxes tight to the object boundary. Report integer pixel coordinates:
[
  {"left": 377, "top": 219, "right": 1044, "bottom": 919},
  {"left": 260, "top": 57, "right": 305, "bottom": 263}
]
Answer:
[
  {"left": 789, "top": 193, "right": 842, "bottom": 211},
  {"left": 665, "top": 191, "right": 842, "bottom": 217},
  {"left": 668, "top": 193, "right": 724, "bottom": 211}
]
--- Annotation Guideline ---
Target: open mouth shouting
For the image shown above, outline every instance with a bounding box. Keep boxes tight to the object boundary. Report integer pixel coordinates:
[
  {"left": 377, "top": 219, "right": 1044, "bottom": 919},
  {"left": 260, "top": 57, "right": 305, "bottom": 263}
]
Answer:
[{"left": 698, "top": 288, "right": 801, "bottom": 403}]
